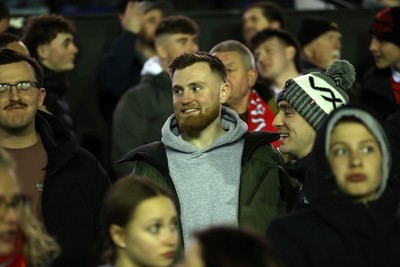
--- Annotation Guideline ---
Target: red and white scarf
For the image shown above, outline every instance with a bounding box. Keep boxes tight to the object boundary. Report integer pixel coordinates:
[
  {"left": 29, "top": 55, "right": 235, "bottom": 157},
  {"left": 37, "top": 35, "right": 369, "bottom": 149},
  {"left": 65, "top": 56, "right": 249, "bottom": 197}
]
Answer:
[{"left": 247, "top": 89, "right": 279, "bottom": 147}]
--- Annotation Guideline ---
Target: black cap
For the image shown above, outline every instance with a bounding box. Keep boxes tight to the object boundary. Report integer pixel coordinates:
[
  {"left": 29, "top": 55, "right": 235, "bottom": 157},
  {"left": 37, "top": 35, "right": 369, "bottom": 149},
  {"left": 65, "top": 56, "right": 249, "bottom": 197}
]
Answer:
[{"left": 297, "top": 17, "right": 340, "bottom": 47}]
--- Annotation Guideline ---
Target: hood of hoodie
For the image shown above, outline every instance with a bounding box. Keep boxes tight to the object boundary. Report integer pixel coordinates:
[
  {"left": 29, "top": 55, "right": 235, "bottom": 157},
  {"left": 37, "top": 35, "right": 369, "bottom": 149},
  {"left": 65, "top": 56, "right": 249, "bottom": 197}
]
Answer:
[
  {"left": 303, "top": 104, "right": 400, "bottom": 227},
  {"left": 140, "top": 56, "right": 163, "bottom": 76},
  {"left": 161, "top": 106, "right": 248, "bottom": 153}
]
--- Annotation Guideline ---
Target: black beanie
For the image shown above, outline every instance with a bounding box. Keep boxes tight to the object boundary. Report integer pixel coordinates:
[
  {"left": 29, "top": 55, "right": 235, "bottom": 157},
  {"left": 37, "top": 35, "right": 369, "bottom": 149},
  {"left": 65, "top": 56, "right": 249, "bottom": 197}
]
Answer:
[
  {"left": 370, "top": 7, "right": 400, "bottom": 47},
  {"left": 297, "top": 17, "right": 340, "bottom": 47}
]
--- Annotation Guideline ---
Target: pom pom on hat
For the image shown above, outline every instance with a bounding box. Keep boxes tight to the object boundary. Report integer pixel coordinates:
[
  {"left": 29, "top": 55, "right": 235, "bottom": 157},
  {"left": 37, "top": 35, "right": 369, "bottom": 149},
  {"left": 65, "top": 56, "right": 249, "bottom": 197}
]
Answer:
[
  {"left": 325, "top": 59, "right": 356, "bottom": 91},
  {"left": 277, "top": 59, "right": 355, "bottom": 130}
]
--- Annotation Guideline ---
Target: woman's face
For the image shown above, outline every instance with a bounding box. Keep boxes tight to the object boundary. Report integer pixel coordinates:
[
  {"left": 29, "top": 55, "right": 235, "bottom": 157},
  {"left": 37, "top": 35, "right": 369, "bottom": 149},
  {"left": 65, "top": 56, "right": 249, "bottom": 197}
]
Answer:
[
  {"left": 116, "top": 195, "right": 179, "bottom": 267},
  {"left": 328, "top": 122, "right": 382, "bottom": 203},
  {"left": 0, "top": 168, "right": 21, "bottom": 256}
]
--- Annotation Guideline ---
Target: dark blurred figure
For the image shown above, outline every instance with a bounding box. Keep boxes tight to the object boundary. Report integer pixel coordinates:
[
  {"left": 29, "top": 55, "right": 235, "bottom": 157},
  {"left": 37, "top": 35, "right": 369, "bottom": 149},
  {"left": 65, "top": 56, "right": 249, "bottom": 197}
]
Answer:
[
  {"left": 360, "top": 7, "right": 400, "bottom": 121},
  {"left": 179, "top": 226, "right": 283, "bottom": 267},
  {"left": 297, "top": 17, "right": 342, "bottom": 72},
  {"left": 242, "top": 1, "right": 285, "bottom": 48},
  {"left": 0, "top": 1, "right": 21, "bottom": 35},
  {"left": 22, "top": 14, "right": 78, "bottom": 139}
]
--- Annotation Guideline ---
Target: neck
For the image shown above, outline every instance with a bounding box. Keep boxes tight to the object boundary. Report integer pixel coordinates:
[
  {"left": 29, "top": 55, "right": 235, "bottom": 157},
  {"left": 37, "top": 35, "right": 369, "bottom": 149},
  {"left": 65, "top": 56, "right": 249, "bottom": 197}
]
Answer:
[
  {"left": 114, "top": 252, "right": 139, "bottom": 267},
  {"left": 0, "top": 124, "right": 39, "bottom": 149},
  {"left": 136, "top": 40, "right": 156, "bottom": 59},
  {"left": 160, "top": 57, "right": 170, "bottom": 72},
  {"left": 275, "top": 66, "right": 301, "bottom": 91},
  {"left": 181, "top": 118, "right": 226, "bottom": 149},
  {"left": 225, "top": 90, "right": 251, "bottom": 114}
]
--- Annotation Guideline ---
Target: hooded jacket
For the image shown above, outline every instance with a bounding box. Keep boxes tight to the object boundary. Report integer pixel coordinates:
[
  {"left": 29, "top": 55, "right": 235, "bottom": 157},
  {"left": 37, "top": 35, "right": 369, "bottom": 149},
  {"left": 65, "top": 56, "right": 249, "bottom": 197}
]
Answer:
[
  {"left": 267, "top": 105, "right": 400, "bottom": 267},
  {"left": 119, "top": 107, "right": 301, "bottom": 247}
]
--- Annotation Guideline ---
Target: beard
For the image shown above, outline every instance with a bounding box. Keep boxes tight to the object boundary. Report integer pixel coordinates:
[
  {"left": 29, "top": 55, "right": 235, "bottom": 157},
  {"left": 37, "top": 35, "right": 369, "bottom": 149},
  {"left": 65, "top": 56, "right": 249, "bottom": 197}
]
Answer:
[{"left": 175, "top": 101, "right": 221, "bottom": 137}]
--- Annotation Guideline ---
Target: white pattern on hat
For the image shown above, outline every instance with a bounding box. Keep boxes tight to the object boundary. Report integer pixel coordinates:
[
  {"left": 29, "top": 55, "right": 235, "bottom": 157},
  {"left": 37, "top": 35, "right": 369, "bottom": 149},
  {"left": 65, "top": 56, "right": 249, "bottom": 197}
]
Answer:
[{"left": 293, "top": 73, "right": 348, "bottom": 115}]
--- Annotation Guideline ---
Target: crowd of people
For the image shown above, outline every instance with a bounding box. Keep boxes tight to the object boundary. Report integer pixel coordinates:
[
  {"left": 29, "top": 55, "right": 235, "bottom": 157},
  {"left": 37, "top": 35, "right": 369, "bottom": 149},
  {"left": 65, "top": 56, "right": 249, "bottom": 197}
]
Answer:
[{"left": 0, "top": 0, "right": 399, "bottom": 266}]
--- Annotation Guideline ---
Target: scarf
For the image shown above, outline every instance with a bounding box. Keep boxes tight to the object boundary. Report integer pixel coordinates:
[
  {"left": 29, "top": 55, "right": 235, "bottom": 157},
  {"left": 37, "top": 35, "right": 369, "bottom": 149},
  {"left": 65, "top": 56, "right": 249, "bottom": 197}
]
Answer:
[
  {"left": 0, "top": 230, "right": 27, "bottom": 267},
  {"left": 247, "top": 89, "right": 279, "bottom": 147}
]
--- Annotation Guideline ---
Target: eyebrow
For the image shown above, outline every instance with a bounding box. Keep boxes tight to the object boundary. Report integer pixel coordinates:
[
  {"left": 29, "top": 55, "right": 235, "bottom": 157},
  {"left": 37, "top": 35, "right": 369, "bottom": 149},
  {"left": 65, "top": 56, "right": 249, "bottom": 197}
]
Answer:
[
  {"left": 330, "top": 139, "right": 379, "bottom": 146},
  {"left": 278, "top": 103, "right": 294, "bottom": 111}
]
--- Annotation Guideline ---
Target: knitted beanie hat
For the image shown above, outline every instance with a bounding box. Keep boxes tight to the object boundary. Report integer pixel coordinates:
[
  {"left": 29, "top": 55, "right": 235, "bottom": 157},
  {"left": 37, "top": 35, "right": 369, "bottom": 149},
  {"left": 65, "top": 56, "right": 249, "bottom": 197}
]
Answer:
[
  {"left": 277, "top": 59, "right": 355, "bottom": 130},
  {"left": 297, "top": 17, "right": 340, "bottom": 47},
  {"left": 370, "top": 7, "right": 400, "bottom": 47}
]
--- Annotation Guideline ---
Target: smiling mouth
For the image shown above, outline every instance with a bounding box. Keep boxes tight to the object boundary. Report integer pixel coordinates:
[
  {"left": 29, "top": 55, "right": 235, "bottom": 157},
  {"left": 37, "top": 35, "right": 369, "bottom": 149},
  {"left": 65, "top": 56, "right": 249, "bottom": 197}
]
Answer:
[
  {"left": 182, "top": 108, "right": 199, "bottom": 114},
  {"left": 279, "top": 133, "right": 289, "bottom": 139}
]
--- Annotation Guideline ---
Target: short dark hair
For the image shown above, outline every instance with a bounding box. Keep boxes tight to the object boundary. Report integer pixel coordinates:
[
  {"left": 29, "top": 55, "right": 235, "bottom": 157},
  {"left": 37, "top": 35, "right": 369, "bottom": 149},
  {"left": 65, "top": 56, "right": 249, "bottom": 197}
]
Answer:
[
  {"left": 0, "top": 33, "right": 20, "bottom": 48},
  {"left": 22, "top": 14, "right": 75, "bottom": 59},
  {"left": 155, "top": 15, "right": 199, "bottom": 38},
  {"left": 251, "top": 28, "right": 302, "bottom": 72},
  {"left": 168, "top": 51, "right": 227, "bottom": 83},
  {"left": 244, "top": 2, "right": 285, "bottom": 28},
  {"left": 0, "top": 49, "right": 43, "bottom": 86},
  {"left": 193, "top": 226, "right": 283, "bottom": 267}
]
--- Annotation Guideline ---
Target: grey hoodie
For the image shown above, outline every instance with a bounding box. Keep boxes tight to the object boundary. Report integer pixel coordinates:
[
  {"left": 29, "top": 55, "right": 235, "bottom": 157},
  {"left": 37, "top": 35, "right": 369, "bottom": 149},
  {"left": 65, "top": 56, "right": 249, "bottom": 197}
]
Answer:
[{"left": 161, "top": 106, "right": 248, "bottom": 246}]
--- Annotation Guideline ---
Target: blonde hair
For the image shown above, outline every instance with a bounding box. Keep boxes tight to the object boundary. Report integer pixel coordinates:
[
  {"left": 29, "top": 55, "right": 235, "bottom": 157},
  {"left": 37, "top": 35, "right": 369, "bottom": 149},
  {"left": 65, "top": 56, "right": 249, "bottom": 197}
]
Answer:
[{"left": 0, "top": 148, "right": 61, "bottom": 266}]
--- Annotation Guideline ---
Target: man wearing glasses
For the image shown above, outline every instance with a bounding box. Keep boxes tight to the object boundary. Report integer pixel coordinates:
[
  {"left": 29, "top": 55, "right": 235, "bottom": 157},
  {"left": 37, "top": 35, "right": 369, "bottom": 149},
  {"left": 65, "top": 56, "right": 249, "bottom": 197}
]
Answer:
[{"left": 0, "top": 49, "right": 110, "bottom": 267}]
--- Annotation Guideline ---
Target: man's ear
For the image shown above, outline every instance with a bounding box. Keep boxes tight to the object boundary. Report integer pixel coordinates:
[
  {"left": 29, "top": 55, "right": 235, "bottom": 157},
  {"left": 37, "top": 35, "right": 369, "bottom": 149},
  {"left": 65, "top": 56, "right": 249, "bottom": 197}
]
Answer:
[
  {"left": 38, "top": 88, "right": 46, "bottom": 107},
  {"left": 247, "top": 68, "right": 258, "bottom": 88},
  {"left": 269, "top": 21, "right": 281, "bottom": 29},
  {"left": 286, "top": 45, "right": 296, "bottom": 61},
  {"left": 220, "top": 83, "right": 230, "bottom": 104},
  {"left": 155, "top": 39, "right": 167, "bottom": 60},
  {"left": 37, "top": 44, "right": 49, "bottom": 60},
  {"left": 109, "top": 224, "right": 126, "bottom": 249}
]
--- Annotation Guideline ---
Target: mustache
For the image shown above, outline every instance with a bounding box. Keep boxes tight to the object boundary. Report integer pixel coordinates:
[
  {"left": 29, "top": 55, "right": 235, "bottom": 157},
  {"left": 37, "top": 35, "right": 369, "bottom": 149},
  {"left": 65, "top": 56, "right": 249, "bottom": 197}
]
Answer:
[
  {"left": 332, "top": 50, "right": 341, "bottom": 58},
  {"left": 4, "top": 100, "right": 28, "bottom": 110}
]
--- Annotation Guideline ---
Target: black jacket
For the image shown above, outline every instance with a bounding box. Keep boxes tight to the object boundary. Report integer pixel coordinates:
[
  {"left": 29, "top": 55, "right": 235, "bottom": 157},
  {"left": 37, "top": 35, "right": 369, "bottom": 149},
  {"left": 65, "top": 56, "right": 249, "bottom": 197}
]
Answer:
[
  {"left": 36, "top": 110, "right": 111, "bottom": 267},
  {"left": 361, "top": 67, "right": 398, "bottom": 121},
  {"left": 41, "top": 64, "right": 75, "bottom": 139},
  {"left": 267, "top": 105, "right": 400, "bottom": 267}
]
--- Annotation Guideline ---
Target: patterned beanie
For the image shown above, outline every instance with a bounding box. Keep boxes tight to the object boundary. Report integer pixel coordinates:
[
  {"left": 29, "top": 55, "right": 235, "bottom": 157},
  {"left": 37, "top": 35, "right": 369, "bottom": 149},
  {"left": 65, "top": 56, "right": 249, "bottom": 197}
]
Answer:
[
  {"left": 370, "top": 7, "right": 400, "bottom": 47},
  {"left": 277, "top": 59, "right": 355, "bottom": 130}
]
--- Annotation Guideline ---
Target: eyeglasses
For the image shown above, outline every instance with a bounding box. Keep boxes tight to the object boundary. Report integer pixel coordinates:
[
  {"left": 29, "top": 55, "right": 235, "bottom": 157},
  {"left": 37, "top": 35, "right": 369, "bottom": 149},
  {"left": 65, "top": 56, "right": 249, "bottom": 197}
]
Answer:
[
  {"left": 0, "top": 81, "right": 39, "bottom": 98},
  {"left": 0, "top": 194, "right": 31, "bottom": 219}
]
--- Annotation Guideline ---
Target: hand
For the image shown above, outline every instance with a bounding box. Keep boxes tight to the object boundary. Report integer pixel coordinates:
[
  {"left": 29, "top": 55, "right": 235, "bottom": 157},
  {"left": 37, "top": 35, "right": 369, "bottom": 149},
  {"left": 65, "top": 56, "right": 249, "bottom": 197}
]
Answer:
[{"left": 119, "top": 1, "right": 143, "bottom": 34}]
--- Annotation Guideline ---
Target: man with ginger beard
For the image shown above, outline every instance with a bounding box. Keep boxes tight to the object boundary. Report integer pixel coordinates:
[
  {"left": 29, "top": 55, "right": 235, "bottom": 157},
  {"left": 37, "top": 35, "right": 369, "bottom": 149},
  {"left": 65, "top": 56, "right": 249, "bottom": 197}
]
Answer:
[{"left": 118, "top": 51, "right": 300, "bottom": 249}]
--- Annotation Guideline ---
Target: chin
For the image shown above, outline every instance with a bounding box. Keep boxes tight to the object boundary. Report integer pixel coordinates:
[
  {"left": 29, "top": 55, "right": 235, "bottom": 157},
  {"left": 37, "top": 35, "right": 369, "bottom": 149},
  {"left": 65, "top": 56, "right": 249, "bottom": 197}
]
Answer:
[{"left": 0, "top": 244, "right": 14, "bottom": 257}]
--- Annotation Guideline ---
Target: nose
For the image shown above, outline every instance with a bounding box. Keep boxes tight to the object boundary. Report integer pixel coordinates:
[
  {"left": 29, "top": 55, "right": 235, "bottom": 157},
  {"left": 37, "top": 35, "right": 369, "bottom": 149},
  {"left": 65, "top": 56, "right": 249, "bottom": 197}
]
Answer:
[
  {"left": 335, "top": 38, "right": 342, "bottom": 50},
  {"left": 350, "top": 151, "right": 362, "bottom": 168},
  {"left": 2, "top": 206, "right": 20, "bottom": 224},
  {"left": 181, "top": 90, "right": 194, "bottom": 104},
  {"left": 163, "top": 229, "right": 178, "bottom": 247},
  {"left": 71, "top": 43, "right": 79, "bottom": 54},
  {"left": 272, "top": 111, "right": 283, "bottom": 129},
  {"left": 9, "top": 86, "right": 21, "bottom": 101},
  {"left": 369, "top": 37, "right": 378, "bottom": 53},
  {"left": 190, "top": 41, "right": 199, "bottom": 53}
]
